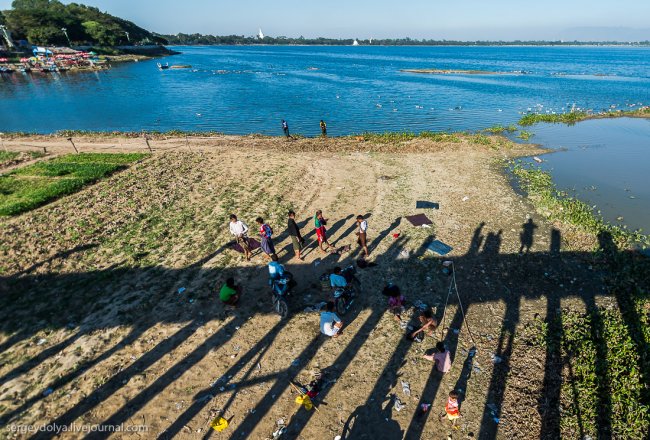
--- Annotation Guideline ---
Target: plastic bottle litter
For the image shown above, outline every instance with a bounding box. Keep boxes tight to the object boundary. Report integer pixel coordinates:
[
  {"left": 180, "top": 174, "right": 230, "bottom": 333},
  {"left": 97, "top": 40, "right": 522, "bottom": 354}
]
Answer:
[
  {"left": 177, "top": 287, "right": 186, "bottom": 294},
  {"left": 37, "top": 338, "right": 47, "bottom": 346},
  {"left": 401, "top": 380, "right": 411, "bottom": 396},
  {"left": 43, "top": 388, "right": 53, "bottom": 397}
]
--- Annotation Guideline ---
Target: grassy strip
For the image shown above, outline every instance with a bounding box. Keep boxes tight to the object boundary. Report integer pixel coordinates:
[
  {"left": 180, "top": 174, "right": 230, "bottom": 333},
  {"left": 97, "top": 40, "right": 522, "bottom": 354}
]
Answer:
[
  {"left": 519, "top": 106, "right": 650, "bottom": 126},
  {"left": 0, "top": 153, "right": 148, "bottom": 216},
  {"left": 357, "top": 131, "right": 464, "bottom": 144},
  {"left": 510, "top": 161, "right": 648, "bottom": 249}
]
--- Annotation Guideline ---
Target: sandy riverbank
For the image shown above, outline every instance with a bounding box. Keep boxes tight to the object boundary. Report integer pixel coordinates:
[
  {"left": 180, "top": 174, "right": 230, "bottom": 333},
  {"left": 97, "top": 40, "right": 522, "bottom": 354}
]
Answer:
[{"left": 0, "top": 135, "right": 611, "bottom": 439}]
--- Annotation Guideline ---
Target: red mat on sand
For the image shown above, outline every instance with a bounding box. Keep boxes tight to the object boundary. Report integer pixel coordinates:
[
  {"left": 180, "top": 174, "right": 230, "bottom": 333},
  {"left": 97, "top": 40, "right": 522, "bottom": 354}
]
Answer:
[{"left": 405, "top": 213, "right": 433, "bottom": 226}]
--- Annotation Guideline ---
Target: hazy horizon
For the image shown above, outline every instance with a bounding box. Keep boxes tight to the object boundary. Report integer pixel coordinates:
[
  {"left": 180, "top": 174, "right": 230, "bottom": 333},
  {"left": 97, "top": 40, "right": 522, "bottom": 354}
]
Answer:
[{"left": 1, "top": 0, "right": 650, "bottom": 42}]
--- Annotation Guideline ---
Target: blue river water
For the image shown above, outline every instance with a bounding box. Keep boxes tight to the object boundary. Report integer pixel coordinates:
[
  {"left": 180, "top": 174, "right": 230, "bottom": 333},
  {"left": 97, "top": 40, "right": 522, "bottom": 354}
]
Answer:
[
  {"left": 0, "top": 45, "right": 649, "bottom": 233},
  {"left": 1, "top": 45, "right": 649, "bottom": 135}
]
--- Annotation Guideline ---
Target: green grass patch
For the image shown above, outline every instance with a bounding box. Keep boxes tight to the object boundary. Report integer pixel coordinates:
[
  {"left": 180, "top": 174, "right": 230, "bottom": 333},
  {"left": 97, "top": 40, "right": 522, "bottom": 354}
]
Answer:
[
  {"left": 359, "top": 131, "right": 463, "bottom": 144},
  {"left": 510, "top": 161, "right": 648, "bottom": 249},
  {"left": 519, "top": 107, "right": 650, "bottom": 126},
  {"left": 0, "top": 153, "right": 148, "bottom": 216},
  {"left": 0, "top": 152, "right": 20, "bottom": 162}
]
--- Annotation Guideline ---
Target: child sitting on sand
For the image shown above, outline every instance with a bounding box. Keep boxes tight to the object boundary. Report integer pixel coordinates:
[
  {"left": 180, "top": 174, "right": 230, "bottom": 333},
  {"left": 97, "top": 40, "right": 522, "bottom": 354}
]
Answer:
[
  {"left": 219, "top": 277, "right": 241, "bottom": 307},
  {"left": 384, "top": 284, "right": 405, "bottom": 322}
]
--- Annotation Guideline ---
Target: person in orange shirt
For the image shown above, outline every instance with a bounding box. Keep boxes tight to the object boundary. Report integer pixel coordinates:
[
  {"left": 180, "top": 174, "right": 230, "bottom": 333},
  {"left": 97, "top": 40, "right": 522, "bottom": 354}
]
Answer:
[{"left": 440, "top": 390, "right": 461, "bottom": 428}]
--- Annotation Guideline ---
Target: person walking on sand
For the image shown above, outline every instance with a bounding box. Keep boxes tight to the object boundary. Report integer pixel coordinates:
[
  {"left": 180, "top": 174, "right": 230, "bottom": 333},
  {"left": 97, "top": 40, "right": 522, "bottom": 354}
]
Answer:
[
  {"left": 256, "top": 217, "right": 277, "bottom": 260},
  {"left": 287, "top": 210, "right": 305, "bottom": 260},
  {"left": 320, "top": 120, "right": 327, "bottom": 137},
  {"left": 229, "top": 214, "right": 251, "bottom": 261},
  {"left": 282, "top": 119, "right": 290, "bottom": 138},
  {"left": 356, "top": 215, "right": 369, "bottom": 257},
  {"left": 314, "top": 210, "right": 334, "bottom": 253}
]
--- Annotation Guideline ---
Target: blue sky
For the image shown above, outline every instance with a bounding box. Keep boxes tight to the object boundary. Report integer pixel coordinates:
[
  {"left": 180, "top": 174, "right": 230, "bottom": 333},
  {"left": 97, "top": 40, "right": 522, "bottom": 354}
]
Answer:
[{"left": 2, "top": 0, "right": 649, "bottom": 40}]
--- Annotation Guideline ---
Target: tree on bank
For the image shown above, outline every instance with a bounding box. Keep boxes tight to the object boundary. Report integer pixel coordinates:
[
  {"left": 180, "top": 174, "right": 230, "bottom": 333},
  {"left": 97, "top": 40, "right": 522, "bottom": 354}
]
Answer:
[{"left": 2, "top": 0, "right": 166, "bottom": 46}]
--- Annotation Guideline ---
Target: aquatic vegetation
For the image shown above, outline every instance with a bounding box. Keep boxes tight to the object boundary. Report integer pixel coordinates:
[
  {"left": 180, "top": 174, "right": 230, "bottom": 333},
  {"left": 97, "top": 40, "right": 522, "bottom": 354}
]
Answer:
[
  {"left": 519, "top": 107, "right": 650, "bottom": 126},
  {"left": 510, "top": 161, "right": 648, "bottom": 249},
  {"left": 484, "top": 124, "right": 518, "bottom": 134},
  {"left": 517, "top": 130, "right": 534, "bottom": 140},
  {"left": 525, "top": 307, "right": 649, "bottom": 439},
  {"left": 0, "top": 153, "right": 148, "bottom": 216}
]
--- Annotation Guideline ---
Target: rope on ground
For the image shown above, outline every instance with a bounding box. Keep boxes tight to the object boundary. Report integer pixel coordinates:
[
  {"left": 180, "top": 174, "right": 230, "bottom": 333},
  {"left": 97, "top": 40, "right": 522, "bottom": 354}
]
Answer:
[{"left": 438, "top": 261, "right": 478, "bottom": 348}]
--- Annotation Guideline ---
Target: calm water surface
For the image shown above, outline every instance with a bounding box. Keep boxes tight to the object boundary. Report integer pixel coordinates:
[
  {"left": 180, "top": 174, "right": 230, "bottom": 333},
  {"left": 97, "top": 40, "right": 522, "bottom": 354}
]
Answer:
[
  {"left": 522, "top": 118, "right": 650, "bottom": 235},
  {"left": 1, "top": 45, "right": 649, "bottom": 134},
  {"left": 1, "top": 45, "right": 649, "bottom": 233}
]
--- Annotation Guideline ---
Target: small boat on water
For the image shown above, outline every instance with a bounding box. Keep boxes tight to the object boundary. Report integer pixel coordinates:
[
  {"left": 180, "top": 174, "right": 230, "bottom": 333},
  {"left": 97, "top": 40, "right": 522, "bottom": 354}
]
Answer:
[
  {"left": 157, "top": 62, "right": 169, "bottom": 70},
  {"left": 170, "top": 64, "right": 192, "bottom": 69}
]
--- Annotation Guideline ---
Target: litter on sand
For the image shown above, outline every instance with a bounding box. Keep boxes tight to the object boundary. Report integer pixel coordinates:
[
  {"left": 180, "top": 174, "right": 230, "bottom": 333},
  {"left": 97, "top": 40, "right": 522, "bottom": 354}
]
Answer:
[
  {"left": 401, "top": 380, "right": 411, "bottom": 396},
  {"left": 416, "top": 201, "right": 440, "bottom": 209},
  {"left": 405, "top": 213, "right": 433, "bottom": 227},
  {"left": 426, "top": 240, "right": 453, "bottom": 256},
  {"left": 491, "top": 353, "right": 503, "bottom": 364},
  {"left": 210, "top": 416, "right": 229, "bottom": 432},
  {"left": 177, "top": 287, "right": 186, "bottom": 294},
  {"left": 396, "top": 249, "right": 411, "bottom": 260},
  {"left": 394, "top": 397, "right": 405, "bottom": 411}
]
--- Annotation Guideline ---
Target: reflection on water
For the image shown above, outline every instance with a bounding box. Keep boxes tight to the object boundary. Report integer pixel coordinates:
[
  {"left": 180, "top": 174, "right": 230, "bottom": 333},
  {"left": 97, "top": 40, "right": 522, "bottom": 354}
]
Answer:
[
  {"left": 524, "top": 118, "right": 650, "bottom": 234},
  {"left": 1, "top": 46, "right": 650, "bottom": 135}
]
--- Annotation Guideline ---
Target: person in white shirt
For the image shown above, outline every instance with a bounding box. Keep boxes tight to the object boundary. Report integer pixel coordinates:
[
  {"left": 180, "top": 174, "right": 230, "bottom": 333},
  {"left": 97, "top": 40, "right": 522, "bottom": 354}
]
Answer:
[
  {"left": 229, "top": 214, "right": 251, "bottom": 261},
  {"left": 320, "top": 301, "right": 343, "bottom": 337},
  {"left": 356, "top": 215, "right": 369, "bottom": 257}
]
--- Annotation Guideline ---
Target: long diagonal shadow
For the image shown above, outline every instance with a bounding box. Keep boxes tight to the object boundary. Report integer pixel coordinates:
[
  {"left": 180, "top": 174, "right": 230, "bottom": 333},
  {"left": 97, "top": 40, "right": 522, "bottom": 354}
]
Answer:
[
  {"left": 158, "top": 318, "right": 292, "bottom": 439},
  {"left": 403, "top": 308, "right": 465, "bottom": 439},
  {"left": 0, "top": 331, "right": 84, "bottom": 387},
  {"left": 0, "top": 326, "right": 147, "bottom": 426},
  {"left": 32, "top": 321, "right": 203, "bottom": 439},
  {"left": 478, "top": 296, "right": 520, "bottom": 440},
  {"left": 283, "top": 309, "right": 385, "bottom": 439}
]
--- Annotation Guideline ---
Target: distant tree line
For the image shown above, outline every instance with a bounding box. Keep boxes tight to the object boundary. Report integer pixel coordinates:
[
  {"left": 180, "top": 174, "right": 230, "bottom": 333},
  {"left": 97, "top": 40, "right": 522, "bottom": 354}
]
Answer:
[
  {"left": 161, "top": 33, "right": 650, "bottom": 46},
  {"left": 1, "top": 0, "right": 167, "bottom": 46}
]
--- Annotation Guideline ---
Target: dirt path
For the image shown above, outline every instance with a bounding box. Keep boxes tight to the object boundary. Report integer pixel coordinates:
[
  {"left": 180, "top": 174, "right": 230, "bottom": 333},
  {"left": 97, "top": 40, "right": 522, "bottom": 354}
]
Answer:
[{"left": 0, "top": 136, "right": 607, "bottom": 439}]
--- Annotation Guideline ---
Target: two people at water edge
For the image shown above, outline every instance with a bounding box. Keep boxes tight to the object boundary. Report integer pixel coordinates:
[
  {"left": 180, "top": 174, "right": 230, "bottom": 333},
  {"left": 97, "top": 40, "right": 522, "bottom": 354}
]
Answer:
[{"left": 280, "top": 119, "right": 328, "bottom": 138}]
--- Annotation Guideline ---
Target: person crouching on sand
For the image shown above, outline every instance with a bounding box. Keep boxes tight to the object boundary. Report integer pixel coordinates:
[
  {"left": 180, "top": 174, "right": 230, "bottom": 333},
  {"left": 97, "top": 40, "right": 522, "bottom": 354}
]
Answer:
[
  {"left": 410, "top": 309, "right": 437, "bottom": 341},
  {"left": 320, "top": 301, "right": 343, "bottom": 338},
  {"left": 219, "top": 277, "right": 241, "bottom": 307},
  {"left": 314, "top": 210, "right": 334, "bottom": 253},
  {"left": 423, "top": 341, "right": 451, "bottom": 373}
]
